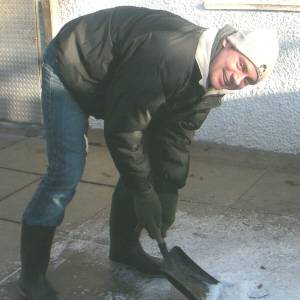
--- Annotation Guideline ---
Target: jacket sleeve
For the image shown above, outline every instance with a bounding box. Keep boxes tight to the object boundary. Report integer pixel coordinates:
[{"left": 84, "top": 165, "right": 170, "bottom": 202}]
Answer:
[
  {"left": 104, "top": 62, "right": 166, "bottom": 192},
  {"left": 149, "top": 108, "right": 210, "bottom": 191}
]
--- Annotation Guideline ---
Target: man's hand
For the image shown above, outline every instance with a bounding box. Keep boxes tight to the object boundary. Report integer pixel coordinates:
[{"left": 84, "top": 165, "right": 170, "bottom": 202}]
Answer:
[
  {"left": 158, "top": 192, "right": 178, "bottom": 238},
  {"left": 133, "top": 187, "right": 162, "bottom": 240}
]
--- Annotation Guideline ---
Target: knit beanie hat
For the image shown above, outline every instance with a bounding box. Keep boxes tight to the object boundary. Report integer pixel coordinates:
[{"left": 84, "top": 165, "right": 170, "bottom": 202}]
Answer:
[{"left": 227, "top": 29, "right": 279, "bottom": 83}]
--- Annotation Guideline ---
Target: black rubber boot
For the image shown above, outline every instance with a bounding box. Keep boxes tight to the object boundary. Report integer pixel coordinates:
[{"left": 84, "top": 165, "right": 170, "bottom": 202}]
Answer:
[
  {"left": 109, "top": 179, "right": 162, "bottom": 276},
  {"left": 19, "top": 223, "right": 59, "bottom": 300}
]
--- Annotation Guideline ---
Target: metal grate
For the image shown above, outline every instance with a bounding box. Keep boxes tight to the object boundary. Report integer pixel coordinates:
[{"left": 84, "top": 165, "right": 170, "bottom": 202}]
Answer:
[{"left": 0, "top": 0, "right": 42, "bottom": 124}]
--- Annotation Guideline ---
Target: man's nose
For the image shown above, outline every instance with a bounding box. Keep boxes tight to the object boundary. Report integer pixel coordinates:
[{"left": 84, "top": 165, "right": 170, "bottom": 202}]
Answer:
[{"left": 233, "top": 72, "right": 247, "bottom": 89}]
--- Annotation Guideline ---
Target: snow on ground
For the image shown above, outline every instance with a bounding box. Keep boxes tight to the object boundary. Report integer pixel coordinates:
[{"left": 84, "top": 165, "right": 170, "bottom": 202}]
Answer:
[{"left": 49, "top": 207, "right": 300, "bottom": 300}]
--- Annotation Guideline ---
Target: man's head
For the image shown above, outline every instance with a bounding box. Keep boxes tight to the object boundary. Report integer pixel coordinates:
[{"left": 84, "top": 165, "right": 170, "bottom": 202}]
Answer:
[{"left": 209, "top": 29, "right": 279, "bottom": 90}]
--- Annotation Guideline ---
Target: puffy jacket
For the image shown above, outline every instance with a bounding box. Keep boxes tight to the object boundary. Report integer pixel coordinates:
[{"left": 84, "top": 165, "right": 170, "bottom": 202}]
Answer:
[{"left": 53, "top": 6, "right": 224, "bottom": 192}]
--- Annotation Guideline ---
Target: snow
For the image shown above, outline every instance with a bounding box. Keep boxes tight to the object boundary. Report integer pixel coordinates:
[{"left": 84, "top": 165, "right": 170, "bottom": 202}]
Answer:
[{"left": 49, "top": 207, "right": 300, "bottom": 299}]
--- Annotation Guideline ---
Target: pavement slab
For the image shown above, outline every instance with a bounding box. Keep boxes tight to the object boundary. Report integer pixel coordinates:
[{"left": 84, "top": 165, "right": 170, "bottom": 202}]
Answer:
[
  {"left": 180, "top": 158, "right": 266, "bottom": 206},
  {"left": 0, "top": 137, "right": 48, "bottom": 174},
  {"left": 0, "top": 168, "right": 39, "bottom": 200},
  {"left": 0, "top": 181, "right": 113, "bottom": 232},
  {"left": 82, "top": 145, "right": 118, "bottom": 186},
  {"left": 190, "top": 141, "right": 300, "bottom": 174},
  {"left": 0, "top": 136, "right": 118, "bottom": 186},
  {"left": 231, "top": 170, "right": 300, "bottom": 217},
  {"left": 0, "top": 133, "right": 25, "bottom": 150}
]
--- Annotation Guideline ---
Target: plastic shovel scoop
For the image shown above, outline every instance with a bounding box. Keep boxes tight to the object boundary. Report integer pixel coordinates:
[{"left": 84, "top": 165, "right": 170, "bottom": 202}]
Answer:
[{"left": 157, "top": 238, "right": 220, "bottom": 300}]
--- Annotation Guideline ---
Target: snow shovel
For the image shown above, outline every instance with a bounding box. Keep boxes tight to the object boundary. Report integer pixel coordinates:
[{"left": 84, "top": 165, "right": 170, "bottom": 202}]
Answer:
[{"left": 157, "top": 235, "right": 220, "bottom": 300}]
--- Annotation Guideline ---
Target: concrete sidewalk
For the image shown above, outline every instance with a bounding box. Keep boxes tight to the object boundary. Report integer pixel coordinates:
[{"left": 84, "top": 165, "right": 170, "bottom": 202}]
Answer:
[{"left": 0, "top": 125, "right": 300, "bottom": 300}]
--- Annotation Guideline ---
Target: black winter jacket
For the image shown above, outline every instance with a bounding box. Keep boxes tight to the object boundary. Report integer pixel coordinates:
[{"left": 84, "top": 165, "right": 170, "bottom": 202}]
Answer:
[{"left": 53, "top": 6, "right": 224, "bottom": 192}]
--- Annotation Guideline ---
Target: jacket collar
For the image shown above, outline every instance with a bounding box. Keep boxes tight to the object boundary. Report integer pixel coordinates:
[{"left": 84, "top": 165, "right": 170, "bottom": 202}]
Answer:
[
  {"left": 195, "top": 28, "right": 218, "bottom": 89},
  {"left": 195, "top": 28, "right": 234, "bottom": 99}
]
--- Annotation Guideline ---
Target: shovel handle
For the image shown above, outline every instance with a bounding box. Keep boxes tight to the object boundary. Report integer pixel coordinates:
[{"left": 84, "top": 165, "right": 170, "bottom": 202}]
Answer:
[
  {"left": 156, "top": 231, "right": 169, "bottom": 258},
  {"left": 158, "top": 241, "right": 168, "bottom": 258}
]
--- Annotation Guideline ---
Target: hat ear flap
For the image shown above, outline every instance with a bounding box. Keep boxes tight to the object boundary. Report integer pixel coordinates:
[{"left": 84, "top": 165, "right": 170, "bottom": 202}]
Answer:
[{"left": 222, "top": 38, "right": 231, "bottom": 49}]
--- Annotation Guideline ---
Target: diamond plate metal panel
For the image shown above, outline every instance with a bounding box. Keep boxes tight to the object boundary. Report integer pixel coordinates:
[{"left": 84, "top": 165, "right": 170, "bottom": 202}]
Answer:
[{"left": 0, "top": 0, "right": 42, "bottom": 124}]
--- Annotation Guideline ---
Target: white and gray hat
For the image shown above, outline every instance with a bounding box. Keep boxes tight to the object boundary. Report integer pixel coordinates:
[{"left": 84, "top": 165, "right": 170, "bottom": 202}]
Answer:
[{"left": 227, "top": 29, "right": 279, "bottom": 82}]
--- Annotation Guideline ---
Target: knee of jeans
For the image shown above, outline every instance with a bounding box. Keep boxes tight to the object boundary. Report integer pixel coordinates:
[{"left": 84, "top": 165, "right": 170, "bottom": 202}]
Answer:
[
  {"left": 46, "top": 157, "right": 85, "bottom": 189},
  {"left": 23, "top": 194, "right": 69, "bottom": 227},
  {"left": 23, "top": 179, "right": 77, "bottom": 227}
]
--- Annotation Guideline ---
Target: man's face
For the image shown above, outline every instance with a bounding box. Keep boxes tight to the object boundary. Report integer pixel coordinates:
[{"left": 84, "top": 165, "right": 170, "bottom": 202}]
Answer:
[{"left": 209, "top": 39, "right": 258, "bottom": 90}]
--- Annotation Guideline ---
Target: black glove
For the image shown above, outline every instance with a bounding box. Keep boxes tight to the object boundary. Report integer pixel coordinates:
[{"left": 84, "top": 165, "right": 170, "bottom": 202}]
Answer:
[
  {"left": 159, "top": 192, "right": 178, "bottom": 238},
  {"left": 133, "top": 187, "right": 162, "bottom": 240}
]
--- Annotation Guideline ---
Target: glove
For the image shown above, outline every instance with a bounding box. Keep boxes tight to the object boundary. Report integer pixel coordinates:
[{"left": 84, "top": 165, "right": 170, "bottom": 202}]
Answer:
[
  {"left": 133, "top": 187, "right": 162, "bottom": 240},
  {"left": 158, "top": 192, "right": 178, "bottom": 238}
]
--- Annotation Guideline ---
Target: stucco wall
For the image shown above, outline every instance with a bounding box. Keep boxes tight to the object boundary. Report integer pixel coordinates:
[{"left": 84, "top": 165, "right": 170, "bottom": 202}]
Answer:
[{"left": 54, "top": 0, "right": 300, "bottom": 154}]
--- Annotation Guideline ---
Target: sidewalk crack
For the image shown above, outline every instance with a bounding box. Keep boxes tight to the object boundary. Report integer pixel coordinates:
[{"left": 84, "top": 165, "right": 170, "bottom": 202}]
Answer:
[
  {"left": 0, "top": 137, "right": 27, "bottom": 151},
  {"left": 229, "top": 168, "right": 269, "bottom": 207},
  {"left": 0, "top": 177, "right": 41, "bottom": 203}
]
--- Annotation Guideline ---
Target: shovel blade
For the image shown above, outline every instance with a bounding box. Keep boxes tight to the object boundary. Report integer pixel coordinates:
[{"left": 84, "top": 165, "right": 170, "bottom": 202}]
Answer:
[{"left": 161, "top": 246, "right": 219, "bottom": 300}]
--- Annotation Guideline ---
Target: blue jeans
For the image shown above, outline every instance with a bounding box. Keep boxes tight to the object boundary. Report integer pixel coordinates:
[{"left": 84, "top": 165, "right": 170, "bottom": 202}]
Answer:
[{"left": 22, "top": 42, "right": 89, "bottom": 227}]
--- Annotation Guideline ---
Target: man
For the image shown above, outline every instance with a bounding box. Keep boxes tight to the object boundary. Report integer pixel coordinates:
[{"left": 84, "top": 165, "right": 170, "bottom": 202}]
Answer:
[{"left": 19, "top": 6, "right": 278, "bottom": 299}]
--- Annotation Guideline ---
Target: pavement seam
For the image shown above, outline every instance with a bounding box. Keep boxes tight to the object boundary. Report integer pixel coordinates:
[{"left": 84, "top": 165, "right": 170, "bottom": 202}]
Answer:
[
  {"left": 0, "top": 268, "right": 21, "bottom": 286},
  {"left": 55, "top": 206, "right": 111, "bottom": 245},
  {"left": 0, "top": 177, "right": 41, "bottom": 203},
  {"left": 80, "top": 179, "right": 115, "bottom": 188},
  {"left": 0, "top": 137, "right": 27, "bottom": 151},
  {"left": 0, "top": 166, "right": 42, "bottom": 176},
  {"left": 228, "top": 168, "right": 269, "bottom": 208},
  {"left": 224, "top": 166, "right": 300, "bottom": 220},
  {"left": 180, "top": 188, "right": 300, "bottom": 220},
  {"left": 0, "top": 166, "right": 116, "bottom": 188},
  {"left": 0, "top": 217, "right": 21, "bottom": 225}
]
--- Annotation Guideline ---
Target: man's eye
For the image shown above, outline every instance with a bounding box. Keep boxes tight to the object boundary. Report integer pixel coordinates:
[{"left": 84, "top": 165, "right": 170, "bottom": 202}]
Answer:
[
  {"left": 245, "top": 77, "right": 256, "bottom": 86},
  {"left": 240, "top": 59, "right": 247, "bottom": 73}
]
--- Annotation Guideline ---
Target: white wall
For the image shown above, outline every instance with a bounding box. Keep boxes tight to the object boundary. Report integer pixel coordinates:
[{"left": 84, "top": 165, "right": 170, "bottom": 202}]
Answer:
[{"left": 54, "top": 0, "right": 300, "bottom": 154}]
